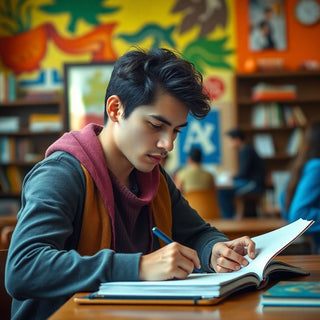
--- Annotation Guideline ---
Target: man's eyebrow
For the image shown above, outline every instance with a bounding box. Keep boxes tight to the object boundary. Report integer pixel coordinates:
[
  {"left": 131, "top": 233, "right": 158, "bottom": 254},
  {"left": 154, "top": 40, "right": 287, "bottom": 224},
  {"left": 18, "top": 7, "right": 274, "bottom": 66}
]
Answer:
[{"left": 150, "top": 115, "right": 188, "bottom": 128}]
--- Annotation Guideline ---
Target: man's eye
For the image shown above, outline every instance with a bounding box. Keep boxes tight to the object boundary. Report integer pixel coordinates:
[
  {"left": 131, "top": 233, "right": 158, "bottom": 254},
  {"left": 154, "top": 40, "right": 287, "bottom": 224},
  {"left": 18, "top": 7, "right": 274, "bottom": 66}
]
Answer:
[{"left": 149, "top": 122, "right": 162, "bottom": 130}]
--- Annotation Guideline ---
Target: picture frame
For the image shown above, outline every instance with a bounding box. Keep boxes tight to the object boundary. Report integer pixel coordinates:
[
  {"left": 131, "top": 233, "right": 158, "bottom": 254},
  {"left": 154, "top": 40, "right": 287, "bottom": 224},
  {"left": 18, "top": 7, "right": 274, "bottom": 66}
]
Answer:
[
  {"left": 64, "top": 61, "right": 114, "bottom": 131},
  {"left": 249, "top": 0, "right": 287, "bottom": 52}
]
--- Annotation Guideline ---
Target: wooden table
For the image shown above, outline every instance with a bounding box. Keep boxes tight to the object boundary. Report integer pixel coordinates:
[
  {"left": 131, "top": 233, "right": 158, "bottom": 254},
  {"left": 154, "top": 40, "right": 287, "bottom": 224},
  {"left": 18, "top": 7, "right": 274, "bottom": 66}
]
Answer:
[
  {"left": 208, "top": 218, "right": 287, "bottom": 239},
  {"left": 49, "top": 255, "right": 320, "bottom": 320}
]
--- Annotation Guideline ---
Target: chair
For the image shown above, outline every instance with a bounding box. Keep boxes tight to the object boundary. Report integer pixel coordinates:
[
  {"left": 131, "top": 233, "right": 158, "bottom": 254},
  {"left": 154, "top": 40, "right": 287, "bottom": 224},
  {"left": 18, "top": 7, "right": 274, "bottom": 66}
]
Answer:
[
  {"left": 0, "top": 249, "right": 11, "bottom": 320},
  {"left": 0, "top": 216, "right": 17, "bottom": 250},
  {"left": 235, "top": 192, "right": 263, "bottom": 218},
  {"left": 184, "top": 187, "right": 220, "bottom": 221},
  {"left": 0, "top": 226, "right": 15, "bottom": 250}
]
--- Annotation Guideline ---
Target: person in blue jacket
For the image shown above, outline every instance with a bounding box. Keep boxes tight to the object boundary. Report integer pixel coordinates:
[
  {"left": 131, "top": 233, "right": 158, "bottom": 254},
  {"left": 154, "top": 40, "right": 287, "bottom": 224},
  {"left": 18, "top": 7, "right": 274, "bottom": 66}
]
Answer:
[
  {"left": 218, "top": 128, "right": 266, "bottom": 218},
  {"left": 281, "top": 120, "right": 320, "bottom": 253},
  {"left": 5, "top": 48, "right": 256, "bottom": 320}
]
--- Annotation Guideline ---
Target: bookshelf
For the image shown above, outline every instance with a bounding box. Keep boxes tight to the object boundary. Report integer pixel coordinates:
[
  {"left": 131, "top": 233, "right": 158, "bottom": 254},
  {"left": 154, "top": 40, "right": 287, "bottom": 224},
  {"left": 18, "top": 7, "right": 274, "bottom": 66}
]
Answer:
[
  {"left": 235, "top": 70, "right": 320, "bottom": 212},
  {"left": 0, "top": 98, "right": 66, "bottom": 215}
]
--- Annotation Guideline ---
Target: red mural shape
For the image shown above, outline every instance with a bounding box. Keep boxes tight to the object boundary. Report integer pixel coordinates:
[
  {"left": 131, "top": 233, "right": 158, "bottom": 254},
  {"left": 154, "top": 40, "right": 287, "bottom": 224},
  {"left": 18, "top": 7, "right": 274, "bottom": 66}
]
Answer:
[{"left": 0, "top": 23, "right": 117, "bottom": 74}]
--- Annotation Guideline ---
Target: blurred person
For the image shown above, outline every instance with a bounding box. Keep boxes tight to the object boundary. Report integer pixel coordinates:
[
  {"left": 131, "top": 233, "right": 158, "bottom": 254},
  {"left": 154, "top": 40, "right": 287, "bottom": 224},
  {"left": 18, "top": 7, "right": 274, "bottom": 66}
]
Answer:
[
  {"left": 174, "top": 147, "right": 215, "bottom": 194},
  {"left": 218, "top": 128, "right": 266, "bottom": 218},
  {"left": 281, "top": 120, "right": 320, "bottom": 253}
]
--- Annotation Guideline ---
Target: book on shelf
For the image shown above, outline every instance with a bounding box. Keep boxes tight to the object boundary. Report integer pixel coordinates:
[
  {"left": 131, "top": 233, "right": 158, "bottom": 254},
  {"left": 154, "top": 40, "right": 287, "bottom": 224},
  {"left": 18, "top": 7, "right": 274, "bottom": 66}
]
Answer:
[
  {"left": 23, "top": 90, "right": 59, "bottom": 101},
  {"left": 261, "top": 281, "right": 320, "bottom": 307},
  {"left": 29, "top": 113, "right": 63, "bottom": 132},
  {"left": 253, "top": 133, "right": 275, "bottom": 158},
  {"left": 0, "top": 72, "right": 16, "bottom": 102},
  {"left": 5, "top": 166, "right": 23, "bottom": 193},
  {"left": 251, "top": 103, "right": 282, "bottom": 128},
  {"left": 0, "top": 137, "right": 33, "bottom": 163},
  {"left": 0, "top": 198, "right": 20, "bottom": 216},
  {"left": 286, "top": 128, "right": 304, "bottom": 156},
  {"left": 0, "top": 167, "right": 10, "bottom": 193},
  {"left": 283, "top": 106, "right": 295, "bottom": 127},
  {"left": 75, "top": 219, "right": 313, "bottom": 306},
  {"left": 291, "top": 105, "right": 307, "bottom": 126},
  {"left": 0, "top": 116, "right": 20, "bottom": 133},
  {"left": 270, "top": 170, "right": 291, "bottom": 209}
]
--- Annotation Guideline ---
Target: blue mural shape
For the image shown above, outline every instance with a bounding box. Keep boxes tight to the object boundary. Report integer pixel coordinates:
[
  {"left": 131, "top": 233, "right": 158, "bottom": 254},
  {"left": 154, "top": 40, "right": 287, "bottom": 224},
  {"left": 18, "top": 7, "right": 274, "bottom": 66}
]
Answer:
[{"left": 178, "top": 109, "right": 221, "bottom": 165}]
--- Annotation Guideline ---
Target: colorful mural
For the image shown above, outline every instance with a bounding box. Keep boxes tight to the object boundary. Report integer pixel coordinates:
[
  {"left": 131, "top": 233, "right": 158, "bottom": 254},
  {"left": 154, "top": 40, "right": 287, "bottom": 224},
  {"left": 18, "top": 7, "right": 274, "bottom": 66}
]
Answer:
[
  {"left": 0, "top": 0, "right": 235, "bottom": 79},
  {"left": 0, "top": 0, "right": 236, "bottom": 167}
]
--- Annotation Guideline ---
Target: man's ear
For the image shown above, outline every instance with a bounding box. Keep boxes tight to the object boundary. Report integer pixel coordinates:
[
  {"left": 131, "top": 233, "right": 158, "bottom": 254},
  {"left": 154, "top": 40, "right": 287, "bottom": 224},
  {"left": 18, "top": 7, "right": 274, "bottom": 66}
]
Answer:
[{"left": 106, "top": 95, "right": 123, "bottom": 122}]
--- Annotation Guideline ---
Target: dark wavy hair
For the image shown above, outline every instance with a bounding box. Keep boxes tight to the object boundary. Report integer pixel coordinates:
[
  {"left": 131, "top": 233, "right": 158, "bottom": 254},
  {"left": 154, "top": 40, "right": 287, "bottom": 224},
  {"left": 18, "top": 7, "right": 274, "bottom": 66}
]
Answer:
[
  {"left": 104, "top": 48, "right": 211, "bottom": 123},
  {"left": 285, "top": 120, "right": 320, "bottom": 211}
]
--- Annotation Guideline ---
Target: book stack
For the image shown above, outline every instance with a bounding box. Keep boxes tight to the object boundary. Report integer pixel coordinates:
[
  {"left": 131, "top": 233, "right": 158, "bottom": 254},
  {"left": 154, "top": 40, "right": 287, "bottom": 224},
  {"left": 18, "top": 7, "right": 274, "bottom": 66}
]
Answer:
[
  {"left": 252, "top": 83, "right": 297, "bottom": 101},
  {"left": 29, "top": 113, "right": 63, "bottom": 132}
]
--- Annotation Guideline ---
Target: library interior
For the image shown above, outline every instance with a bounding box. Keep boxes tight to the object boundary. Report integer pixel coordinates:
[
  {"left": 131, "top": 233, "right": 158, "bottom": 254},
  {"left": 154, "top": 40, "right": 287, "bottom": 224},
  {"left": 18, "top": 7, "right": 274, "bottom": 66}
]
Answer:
[{"left": 0, "top": 1, "right": 320, "bottom": 319}]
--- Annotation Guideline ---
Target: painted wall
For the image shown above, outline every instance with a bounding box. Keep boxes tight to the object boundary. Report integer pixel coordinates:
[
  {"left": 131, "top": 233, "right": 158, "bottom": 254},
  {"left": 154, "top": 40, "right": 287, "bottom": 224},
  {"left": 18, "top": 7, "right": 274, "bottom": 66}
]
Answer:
[
  {"left": 1, "top": 0, "right": 319, "bottom": 173},
  {"left": 0, "top": 0, "right": 236, "bottom": 174}
]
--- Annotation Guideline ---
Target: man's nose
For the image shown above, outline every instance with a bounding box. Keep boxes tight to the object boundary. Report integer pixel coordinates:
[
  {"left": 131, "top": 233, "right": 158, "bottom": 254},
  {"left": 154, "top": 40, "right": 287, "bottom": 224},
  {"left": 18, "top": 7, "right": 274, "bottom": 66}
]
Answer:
[{"left": 157, "top": 133, "right": 174, "bottom": 152}]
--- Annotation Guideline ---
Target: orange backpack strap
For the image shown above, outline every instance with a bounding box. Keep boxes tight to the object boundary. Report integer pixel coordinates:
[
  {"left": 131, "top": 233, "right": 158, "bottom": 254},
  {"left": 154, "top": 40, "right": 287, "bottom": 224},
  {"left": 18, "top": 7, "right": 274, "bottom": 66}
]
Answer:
[
  {"left": 77, "top": 165, "right": 112, "bottom": 255},
  {"left": 78, "top": 165, "right": 172, "bottom": 255},
  {"left": 151, "top": 172, "right": 172, "bottom": 247}
]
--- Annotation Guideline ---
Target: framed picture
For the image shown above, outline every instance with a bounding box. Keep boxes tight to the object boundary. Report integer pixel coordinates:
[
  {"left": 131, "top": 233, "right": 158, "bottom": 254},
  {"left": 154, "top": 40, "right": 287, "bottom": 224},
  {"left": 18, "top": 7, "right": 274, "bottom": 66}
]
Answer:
[
  {"left": 64, "top": 62, "right": 114, "bottom": 131},
  {"left": 249, "top": 0, "right": 287, "bottom": 51}
]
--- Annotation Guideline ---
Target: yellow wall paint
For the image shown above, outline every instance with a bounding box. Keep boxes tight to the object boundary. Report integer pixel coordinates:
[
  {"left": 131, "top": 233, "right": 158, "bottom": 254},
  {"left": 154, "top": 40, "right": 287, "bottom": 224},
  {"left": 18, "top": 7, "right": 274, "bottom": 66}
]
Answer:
[
  {"left": 0, "top": 0, "right": 237, "bottom": 172},
  {"left": 0, "top": 0, "right": 236, "bottom": 77}
]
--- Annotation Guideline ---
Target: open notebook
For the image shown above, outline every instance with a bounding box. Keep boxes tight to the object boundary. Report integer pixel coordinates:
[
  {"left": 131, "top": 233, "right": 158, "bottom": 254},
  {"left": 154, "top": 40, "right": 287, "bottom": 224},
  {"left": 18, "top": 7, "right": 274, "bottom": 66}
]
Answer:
[{"left": 75, "top": 218, "right": 313, "bottom": 306}]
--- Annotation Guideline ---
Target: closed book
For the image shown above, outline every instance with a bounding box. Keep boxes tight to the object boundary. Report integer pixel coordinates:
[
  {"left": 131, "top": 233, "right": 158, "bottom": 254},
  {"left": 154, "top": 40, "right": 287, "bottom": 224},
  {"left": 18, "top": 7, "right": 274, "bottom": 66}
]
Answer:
[{"left": 261, "top": 281, "right": 320, "bottom": 306}]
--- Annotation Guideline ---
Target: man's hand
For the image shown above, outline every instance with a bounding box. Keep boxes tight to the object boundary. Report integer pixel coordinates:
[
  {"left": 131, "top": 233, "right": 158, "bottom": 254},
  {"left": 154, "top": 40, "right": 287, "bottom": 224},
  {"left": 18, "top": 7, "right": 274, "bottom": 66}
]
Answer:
[
  {"left": 139, "top": 242, "right": 201, "bottom": 281},
  {"left": 210, "top": 236, "right": 256, "bottom": 273}
]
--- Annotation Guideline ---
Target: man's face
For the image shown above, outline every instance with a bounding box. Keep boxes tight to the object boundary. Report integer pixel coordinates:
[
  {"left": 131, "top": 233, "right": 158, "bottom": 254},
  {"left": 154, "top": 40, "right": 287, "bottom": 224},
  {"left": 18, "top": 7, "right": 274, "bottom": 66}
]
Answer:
[{"left": 114, "top": 93, "right": 189, "bottom": 172}]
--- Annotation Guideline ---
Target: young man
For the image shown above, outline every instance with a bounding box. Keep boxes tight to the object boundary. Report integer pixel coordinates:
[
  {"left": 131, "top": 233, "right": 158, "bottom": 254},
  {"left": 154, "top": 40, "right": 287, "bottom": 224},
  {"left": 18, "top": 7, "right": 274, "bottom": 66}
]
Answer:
[
  {"left": 218, "top": 128, "right": 266, "bottom": 218},
  {"left": 6, "top": 48, "right": 255, "bottom": 320}
]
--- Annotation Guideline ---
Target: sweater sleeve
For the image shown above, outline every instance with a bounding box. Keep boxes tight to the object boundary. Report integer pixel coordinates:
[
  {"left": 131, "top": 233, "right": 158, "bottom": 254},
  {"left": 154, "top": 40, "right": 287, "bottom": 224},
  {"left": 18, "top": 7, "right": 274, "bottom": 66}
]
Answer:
[
  {"left": 5, "top": 152, "right": 141, "bottom": 301},
  {"left": 159, "top": 167, "right": 229, "bottom": 272}
]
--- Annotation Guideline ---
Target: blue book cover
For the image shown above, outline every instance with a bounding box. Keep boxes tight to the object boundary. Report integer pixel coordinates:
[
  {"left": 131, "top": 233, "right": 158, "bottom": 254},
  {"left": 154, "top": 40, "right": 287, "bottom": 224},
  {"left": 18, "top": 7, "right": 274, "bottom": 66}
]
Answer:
[{"left": 261, "top": 281, "right": 320, "bottom": 306}]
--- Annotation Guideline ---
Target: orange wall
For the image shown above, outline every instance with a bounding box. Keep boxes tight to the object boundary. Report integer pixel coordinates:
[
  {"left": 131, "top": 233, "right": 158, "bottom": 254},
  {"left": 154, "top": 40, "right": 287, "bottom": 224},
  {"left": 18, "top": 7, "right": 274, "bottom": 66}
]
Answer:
[{"left": 235, "top": 0, "right": 320, "bottom": 72}]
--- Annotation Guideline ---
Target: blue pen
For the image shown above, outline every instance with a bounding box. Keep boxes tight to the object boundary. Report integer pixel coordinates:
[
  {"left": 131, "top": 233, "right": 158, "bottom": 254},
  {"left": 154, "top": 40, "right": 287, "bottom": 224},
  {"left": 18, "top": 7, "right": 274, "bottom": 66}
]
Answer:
[{"left": 152, "top": 227, "right": 201, "bottom": 273}]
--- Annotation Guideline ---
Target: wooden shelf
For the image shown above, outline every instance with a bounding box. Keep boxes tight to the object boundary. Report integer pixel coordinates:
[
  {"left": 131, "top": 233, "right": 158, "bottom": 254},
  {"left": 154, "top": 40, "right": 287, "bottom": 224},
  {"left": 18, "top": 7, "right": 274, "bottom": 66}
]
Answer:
[
  {"left": 0, "top": 97, "right": 63, "bottom": 107},
  {"left": 235, "top": 70, "right": 320, "bottom": 212},
  {"left": 0, "top": 98, "right": 66, "bottom": 215}
]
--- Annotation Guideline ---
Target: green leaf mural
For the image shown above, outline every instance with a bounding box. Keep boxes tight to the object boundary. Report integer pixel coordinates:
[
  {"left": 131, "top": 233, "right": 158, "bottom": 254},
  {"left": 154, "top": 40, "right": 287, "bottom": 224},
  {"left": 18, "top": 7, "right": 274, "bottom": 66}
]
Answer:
[
  {"left": 182, "top": 37, "right": 234, "bottom": 73},
  {"left": 118, "top": 24, "right": 176, "bottom": 49},
  {"left": 0, "top": 0, "right": 32, "bottom": 35},
  {"left": 39, "top": 0, "right": 120, "bottom": 33}
]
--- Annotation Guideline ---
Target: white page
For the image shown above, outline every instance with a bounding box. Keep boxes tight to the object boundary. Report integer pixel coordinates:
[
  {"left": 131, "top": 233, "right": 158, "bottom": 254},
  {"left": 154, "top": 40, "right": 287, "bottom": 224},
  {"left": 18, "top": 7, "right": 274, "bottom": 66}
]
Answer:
[{"left": 98, "top": 219, "right": 313, "bottom": 293}]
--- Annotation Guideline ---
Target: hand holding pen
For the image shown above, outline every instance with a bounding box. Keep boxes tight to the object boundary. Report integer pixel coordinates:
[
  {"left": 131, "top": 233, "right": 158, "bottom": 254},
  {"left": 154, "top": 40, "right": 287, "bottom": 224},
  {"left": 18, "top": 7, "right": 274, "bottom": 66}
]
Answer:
[
  {"left": 138, "top": 227, "right": 202, "bottom": 281},
  {"left": 152, "top": 227, "right": 201, "bottom": 273}
]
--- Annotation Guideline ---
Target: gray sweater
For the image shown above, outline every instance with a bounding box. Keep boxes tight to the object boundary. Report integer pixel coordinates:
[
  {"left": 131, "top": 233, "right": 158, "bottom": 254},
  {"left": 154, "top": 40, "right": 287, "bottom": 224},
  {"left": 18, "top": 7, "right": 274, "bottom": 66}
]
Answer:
[{"left": 5, "top": 151, "right": 228, "bottom": 319}]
